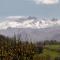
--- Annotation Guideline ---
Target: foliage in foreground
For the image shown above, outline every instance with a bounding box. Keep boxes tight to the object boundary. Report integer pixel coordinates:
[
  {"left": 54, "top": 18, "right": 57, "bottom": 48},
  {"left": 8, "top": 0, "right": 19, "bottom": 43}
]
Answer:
[{"left": 0, "top": 35, "right": 60, "bottom": 60}]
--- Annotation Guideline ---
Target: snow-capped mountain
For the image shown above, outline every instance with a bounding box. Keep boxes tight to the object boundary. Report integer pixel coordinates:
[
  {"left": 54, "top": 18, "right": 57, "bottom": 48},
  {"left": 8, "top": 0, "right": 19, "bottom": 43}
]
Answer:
[
  {"left": 0, "top": 16, "right": 60, "bottom": 29},
  {"left": 0, "top": 16, "right": 60, "bottom": 42}
]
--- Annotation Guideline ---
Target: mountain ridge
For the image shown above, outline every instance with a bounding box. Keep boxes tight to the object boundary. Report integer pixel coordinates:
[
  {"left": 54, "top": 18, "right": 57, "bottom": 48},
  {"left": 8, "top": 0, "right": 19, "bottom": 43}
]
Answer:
[
  {"left": 0, "top": 16, "right": 60, "bottom": 29},
  {"left": 0, "top": 16, "right": 60, "bottom": 42}
]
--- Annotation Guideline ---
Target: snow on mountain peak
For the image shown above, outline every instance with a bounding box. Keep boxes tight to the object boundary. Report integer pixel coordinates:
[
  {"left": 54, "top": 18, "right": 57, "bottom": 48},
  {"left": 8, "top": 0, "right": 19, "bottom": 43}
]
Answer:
[
  {"left": 0, "top": 16, "right": 60, "bottom": 30},
  {"left": 6, "top": 16, "right": 26, "bottom": 19}
]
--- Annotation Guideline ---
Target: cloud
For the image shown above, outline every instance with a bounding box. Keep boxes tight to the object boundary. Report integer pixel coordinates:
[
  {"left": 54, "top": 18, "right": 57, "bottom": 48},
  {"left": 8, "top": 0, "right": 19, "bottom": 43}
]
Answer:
[{"left": 33, "top": 0, "right": 59, "bottom": 5}]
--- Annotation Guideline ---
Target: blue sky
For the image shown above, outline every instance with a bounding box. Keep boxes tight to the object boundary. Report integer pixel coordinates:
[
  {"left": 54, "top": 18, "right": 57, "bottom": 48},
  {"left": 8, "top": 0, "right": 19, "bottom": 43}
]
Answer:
[{"left": 0, "top": 0, "right": 60, "bottom": 18}]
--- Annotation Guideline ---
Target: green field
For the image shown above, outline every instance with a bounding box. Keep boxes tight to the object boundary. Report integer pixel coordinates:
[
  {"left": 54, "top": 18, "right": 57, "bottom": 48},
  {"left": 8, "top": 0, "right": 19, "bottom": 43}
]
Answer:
[{"left": 39, "top": 45, "right": 60, "bottom": 60}]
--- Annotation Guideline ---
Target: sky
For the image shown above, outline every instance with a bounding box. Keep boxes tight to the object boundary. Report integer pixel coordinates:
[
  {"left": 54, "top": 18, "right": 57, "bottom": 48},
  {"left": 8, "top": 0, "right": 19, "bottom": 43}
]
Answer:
[{"left": 0, "top": 0, "right": 60, "bottom": 18}]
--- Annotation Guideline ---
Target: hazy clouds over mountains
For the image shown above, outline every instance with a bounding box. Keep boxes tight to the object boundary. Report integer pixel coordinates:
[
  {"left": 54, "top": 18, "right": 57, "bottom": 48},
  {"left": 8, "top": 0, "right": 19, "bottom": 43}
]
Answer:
[{"left": 0, "top": 16, "right": 60, "bottom": 42}]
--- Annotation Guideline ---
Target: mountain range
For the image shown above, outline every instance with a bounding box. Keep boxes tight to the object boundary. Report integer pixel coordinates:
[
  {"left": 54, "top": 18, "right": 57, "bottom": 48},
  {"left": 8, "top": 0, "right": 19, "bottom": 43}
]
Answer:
[{"left": 0, "top": 16, "right": 60, "bottom": 42}]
